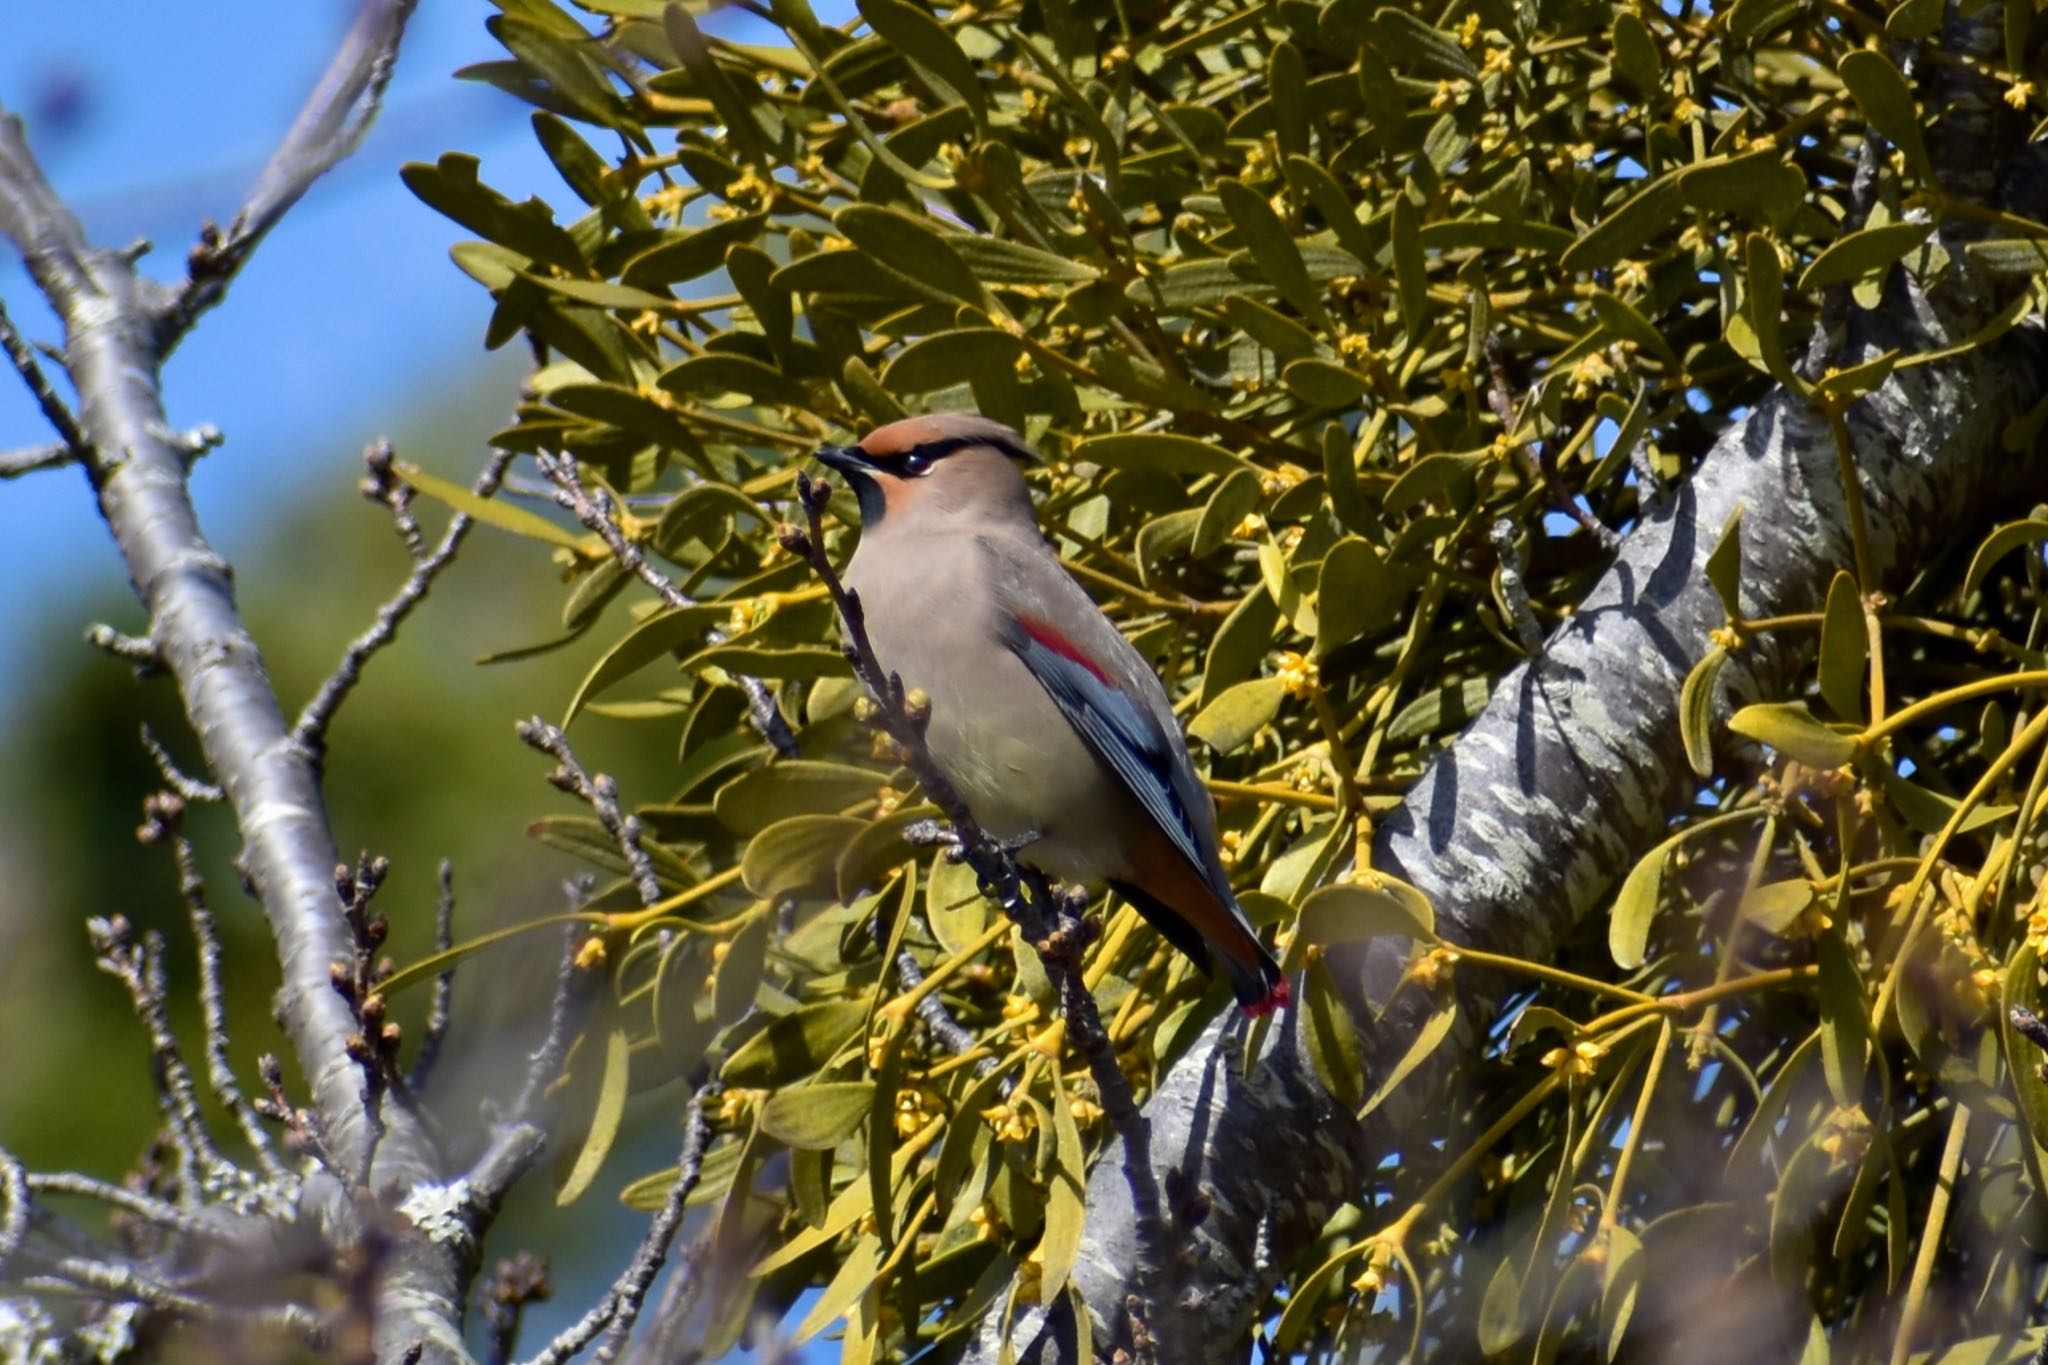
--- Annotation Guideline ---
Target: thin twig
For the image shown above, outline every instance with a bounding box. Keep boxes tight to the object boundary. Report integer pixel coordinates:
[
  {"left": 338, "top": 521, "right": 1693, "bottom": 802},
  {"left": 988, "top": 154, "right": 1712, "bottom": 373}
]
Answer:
[
  {"left": 409, "top": 860, "right": 459, "bottom": 1091},
  {"left": 84, "top": 623, "right": 161, "bottom": 674},
  {"left": 517, "top": 718, "right": 665, "bottom": 907},
  {"left": 23, "top": 1172, "right": 220, "bottom": 1242},
  {"left": 0, "top": 297, "right": 86, "bottom": 455},
  {"left": 86, "top": 917, "right": 228, "bottom": 1196},
  {"left": 140, "top": 724, "right": 224, "bottom": 803},
  {"left": 295, "top": 447, "right": 514, "bottom": 763},
  {"left": 137, "top": 792, "right": 286, "bottom": 1180},
  {"left": 27, "top": 1258, "right": 326, "bottom": 1343},
  {"left": 534, "top": 451, "right": 798, "bottom": 759},
  {"left": 508, "top": 907, "right": 602, "bottom": 1130},
  {"left": 518, "top": 1095, "right": 712, "bottom": 1365},
  {"left": 0, "top": 441, "right": 72, "bottom": 478},
  {"left": 159, "top": 0, "right": 419, "bottom": 347},
  {"left": 0, "top": 1147, "right": 26, "bottom": 1277},
  {"left": 1482, "top": 334, "right": 1620, "bottom": 551},
  {"left": 1489, "top": 518, "right": 1545, "bottom": 653},
  {"left": 477, "top": 1252, "right": 553, "bottom": 1365}
]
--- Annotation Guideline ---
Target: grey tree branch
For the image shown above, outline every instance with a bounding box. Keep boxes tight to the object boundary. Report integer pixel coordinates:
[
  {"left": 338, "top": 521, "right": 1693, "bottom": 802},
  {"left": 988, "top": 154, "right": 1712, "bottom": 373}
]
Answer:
[
  {"left": 158, "top": 0, "right": 420, "bottom": 349},
  {"left": 0, "top": 441, "right": 73, "bottom": 479},
  {"left": 0, "top": 298, "right": 86, "bottom": 456}
]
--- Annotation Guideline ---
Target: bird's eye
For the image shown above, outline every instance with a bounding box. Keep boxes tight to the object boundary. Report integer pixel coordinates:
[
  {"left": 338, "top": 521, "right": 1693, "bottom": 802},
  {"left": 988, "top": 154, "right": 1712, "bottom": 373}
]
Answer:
[{"left": 901, "top": 450, "right": 932, "bottom": 476}]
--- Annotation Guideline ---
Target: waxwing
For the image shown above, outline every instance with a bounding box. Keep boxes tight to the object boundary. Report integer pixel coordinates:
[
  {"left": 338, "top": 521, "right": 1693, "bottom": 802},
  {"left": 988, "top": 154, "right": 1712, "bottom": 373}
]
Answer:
[{"left": 815, "top": 413, "right": 1289, "bottom": 1014}]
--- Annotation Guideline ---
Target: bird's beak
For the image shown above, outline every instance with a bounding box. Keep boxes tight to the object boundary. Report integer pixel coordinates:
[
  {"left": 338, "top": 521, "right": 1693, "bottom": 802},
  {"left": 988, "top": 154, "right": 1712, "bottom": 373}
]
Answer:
[{"left": 814, "top": 444, "right": 875, "bottom": 477}]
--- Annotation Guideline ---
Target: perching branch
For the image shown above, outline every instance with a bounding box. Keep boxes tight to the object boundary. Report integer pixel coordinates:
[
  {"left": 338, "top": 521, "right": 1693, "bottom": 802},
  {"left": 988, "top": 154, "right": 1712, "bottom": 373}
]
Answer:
[
  {"left": 408, "top": 860, "right": 459, "bottom": 1092},
  {"left": 0, "top": 298, "right": 86, "bottom": 457},
  {"left": 158, "top": 0, "right": 419, "bottom": 348},
  {"left": 518, "top": 718, "right": 665, "bottom": 908}
]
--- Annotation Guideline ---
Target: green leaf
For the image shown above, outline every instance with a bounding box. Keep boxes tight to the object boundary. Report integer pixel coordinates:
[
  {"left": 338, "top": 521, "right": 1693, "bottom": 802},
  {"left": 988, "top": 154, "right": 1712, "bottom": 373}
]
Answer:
[
  {"left": 1297, "top": 877, "right": 1437, "bottom": 945},
  {"left": 1728, "top": 703, "right": 1857, "bottom": 768},
  {"left": 660, "top": 353, "right": 812, "bottom": 407},
  {"left": 1704, "top": 502, "right": 1745, "bottom": 620},
  {"left": 1201, "top": 587, "right": 1280, "bottom": 707},
  {"left": 946, "top": 233, "right": 1099, "bottom": 284},
  {"left": 1679, "top": 645, "right": 1729, "bottom": 778},
  {"left": 557, "top": 1026, "right": 631, "bottom": 1205},
  {"left": 1740, "top": 878, "right": 1815, "bottom": 936},
  {"left": 715, "top": 761, "right": 883, "bottom": 835},
  {"left": 1316, "top": 536, "right": 1405, "bottom": 655},
  {"left": 1818, "top": 571, "right": 1868, "bottom": 721},
  {"left": 1073, "top": 432, "right": 1248, "bottom": 478},
  {"left": 1610, "top": 10, "right": 1661, "bottom": 89},
  {"left": 565, "top": 604, "right": 728, "bottom": 724},
  {"left": 1816, "top": 932, "right": 1870, "bottom": 1108},
  {"left": 1838, "top": 50, "right": 1934, "bottom": 183},
  {"left": 740, "top": 815, "right": 867, "bottom": 900},
  {"left": 1391, "top": 191, "right": 1426, "bottom": 336},
  {"left": 881, "top": 328, "right": 1027, "bottom": 393},
  {"left": 1590, "top": 291, "right": 1681, "bottom": 371},
  {"left": 622, "top": 214, "right": 771, "bottom": 288},
  {"left": 2001, "top": 945, "right": 2048, "bottom": 1204},
  {"left": 1797, "top": 220, "right": 1933, "bottom": 292},
  {"left": 835, "top": 203, "right": 988, "bottom": 310},
  {"left": 1561, "top": 169, "right": 1682, "bottom": 273},
  {"left": 1388, "top": 676, "right": 1492, "bottom": 745},
  {"left": 1880, "top": 768, "right": 2016, "bottom": 837},
  {"left": 1963, "top": 516, "right": 2048, "bottom": 599},
  {"left": 1304, "top": 960, "right": 1365, "bottom": 1108},
  {"left": 758, "top": 1081, "right": 878, "bottom": 1150},
  {"left": 402, "top": 152, "right": 585, "bottom": 272},
  {"left": 1609, "top": 840, "right": 1670, "bottom": 969},
  {"left": 1038, "top": 1070, "right": 1086, "bottom": 1302},
  {"left": 722, "top": 998, "right": 868, "bottom": 1086},
  {"left": 1282, "top": 358, "right": 1369, "bottom": 407},
  {"left": 398, "top": 461, "right": 584, "bottom": 550},
  {"left": 1188, "top": 676, "right": 1287, "bottom": 753},
  {"left": 856, "top": 0, "right": 987, "bottom": 124},
  {"left": 714, "top": 911, "right": 770, "bottom": 1022},
  {"left": 1369, "top": 9, "right": 1477, "bottom": 80},
  {"left": 1677, "top": 147, "right": 1806, "bottom": 219},
  {"left": 1192, "top": 467, "right": 1263, "bottom": 557},
  {"left": 1216, "top": 180, "right": 1330, "bottom": 326},
  {"left": 1741, "top": 232, "right": 1799, "bottom": 389},
  {"left": 1600, "top": 1223, "right": 1644, "bottom": 1359},
  {"left": 1361, "top": 997, "right": 1458, "bottom": 1115}
]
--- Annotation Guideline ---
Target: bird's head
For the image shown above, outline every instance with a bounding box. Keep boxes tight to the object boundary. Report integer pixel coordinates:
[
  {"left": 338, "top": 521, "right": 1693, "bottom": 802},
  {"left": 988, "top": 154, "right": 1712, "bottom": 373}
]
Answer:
[{"left": 814, "top": 413, "right": 1037, "bottom": 532}]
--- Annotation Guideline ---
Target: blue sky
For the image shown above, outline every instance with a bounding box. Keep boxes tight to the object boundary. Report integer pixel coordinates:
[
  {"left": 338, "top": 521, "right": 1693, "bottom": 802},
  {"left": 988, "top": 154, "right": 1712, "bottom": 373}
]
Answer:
[{"left": 0, "top": 2, "right": 564, "bottom": 684}]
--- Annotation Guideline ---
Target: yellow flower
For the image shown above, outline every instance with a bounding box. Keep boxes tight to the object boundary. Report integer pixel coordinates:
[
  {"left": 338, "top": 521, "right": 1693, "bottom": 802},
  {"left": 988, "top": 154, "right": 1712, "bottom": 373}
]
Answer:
[
  {"left": 1338, "top": 331, "right": 1375, "bottom": 363},
  {"left": 1220, "top": 829, "right": 1245, "bottom": 865},
  {"left": 1614, "top": 259, "right": 1650, "bottom": 293},
  {"left": 1276, "top": 651, "right": 1320, "bottom": 701},
  {"left": 573, "top": 935, "right": 608, "bottom": 971},
  {"left": 1542, "top": 1037, "right": 1608, "bottom": 1079},
  {"left": 1408, "top": 944, "right": 1461, "bottom": 989},
  {"left": 1482, "top": 46, "right": 1514, "bottom": 76},
  {"left": 2007, "top": 80, "right": 2036, "bottom": 110},
  {"left": 1569, "top": 351, "right": 1614, "bottom": 399},
  {"left": 1231, "top": 511, "right": 1268, "bottom": 540},
  {"left": 1458, "top": 14, "right": 1482, "bottom": 46},
  {"left": 1068, "top": 1093, "right": 1104, "bottom": 1126}
]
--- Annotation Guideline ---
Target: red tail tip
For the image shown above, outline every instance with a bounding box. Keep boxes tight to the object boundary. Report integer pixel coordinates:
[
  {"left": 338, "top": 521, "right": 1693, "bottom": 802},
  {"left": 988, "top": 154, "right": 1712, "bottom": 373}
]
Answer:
[{"left": 1240, "top": 974, "right": 1292, "bottom": 1017}]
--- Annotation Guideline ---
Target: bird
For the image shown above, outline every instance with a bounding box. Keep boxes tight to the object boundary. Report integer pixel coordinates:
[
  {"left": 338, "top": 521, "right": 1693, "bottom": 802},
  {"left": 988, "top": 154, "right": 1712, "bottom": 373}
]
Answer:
[{"left": 814, "top": 412, "right": 1290, "bottom": 1015}]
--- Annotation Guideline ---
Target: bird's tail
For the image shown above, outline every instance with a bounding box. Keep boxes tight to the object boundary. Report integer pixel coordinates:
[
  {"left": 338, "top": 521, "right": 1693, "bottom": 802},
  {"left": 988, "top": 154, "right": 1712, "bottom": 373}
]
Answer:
[{"left": 1111, "top": 871, "right": 1291, "bottom": 1016}]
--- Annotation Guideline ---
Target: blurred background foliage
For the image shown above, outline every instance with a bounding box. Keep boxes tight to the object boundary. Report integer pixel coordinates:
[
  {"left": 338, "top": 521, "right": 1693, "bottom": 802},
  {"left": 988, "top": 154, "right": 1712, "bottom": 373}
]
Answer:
[{"left": 12, "top": 0, "right": 2048, "bottom": 1357}]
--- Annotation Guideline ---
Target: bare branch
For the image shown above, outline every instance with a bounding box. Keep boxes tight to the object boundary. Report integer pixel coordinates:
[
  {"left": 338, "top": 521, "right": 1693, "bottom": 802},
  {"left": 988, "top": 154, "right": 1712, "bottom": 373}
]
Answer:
[
  {"left": 140, "top": 724, "right": 224, "bottom": 803},
  {"left": 408, "top": 860, "right": 458, "bottom": 1092},
  {"left": 0, "top": 441, "right": 72, "bottom": 479},
  {"left": 1489, "top": 518, "right": 1545, "bottom": 653},
  {"left": 534, "top": 450, "right": 799, "bottom": 759},
  {"left": 477, "top": 1253, "right": 552, "bottom": 1365},
  {"left": 138, "top": 791, "right": 286, "bottom": 1180},
  {"left": 517, "top": 718, "right": 664, "bottom": 908},
  {"left": 86, "top": 916, "right": 229, "bottom": 1195},
  {"left": 84, "top": 624, "right": 161, "bottom": 675},
  {"left": 518, "top": 1095, "right": 712, "bottom": 1365},
  {"left": 23, "top": 1173, "right": 222, "bottom": 1243},
  {"left": 506, "top": 902, "right": 603, "bottom": 1132},
  {"left": 0, "top": 1148, "right": 25, "bottom": 1277},
  {"left": 159, "top": 0, "right": 420, "bottom": 347},
  {"left": 295, "top": 446, "right": 514, "bottom": 763},
  {"left": 0, "top": 298, "right": 86, "bottom": 456},
  {"left": 1482, "top": 334, "right": 1620, "bottom": 551}
]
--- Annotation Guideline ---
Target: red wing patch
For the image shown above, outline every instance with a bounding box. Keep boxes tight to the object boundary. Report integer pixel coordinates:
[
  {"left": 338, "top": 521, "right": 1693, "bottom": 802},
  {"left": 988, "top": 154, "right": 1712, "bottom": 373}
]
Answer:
[{"left": 1016, "top": 614, "right": 1112, "bottom": 686}]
